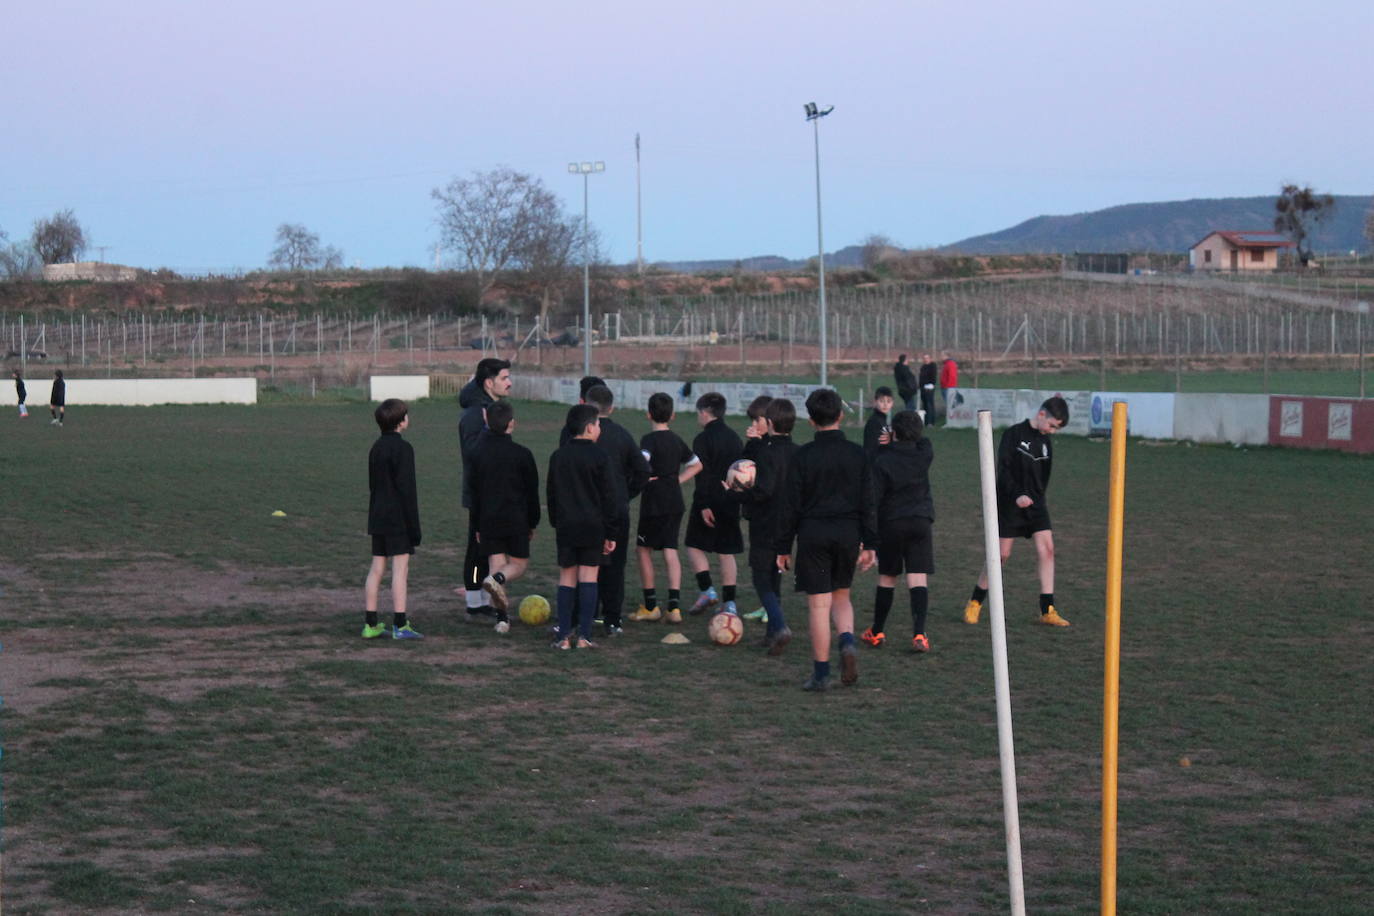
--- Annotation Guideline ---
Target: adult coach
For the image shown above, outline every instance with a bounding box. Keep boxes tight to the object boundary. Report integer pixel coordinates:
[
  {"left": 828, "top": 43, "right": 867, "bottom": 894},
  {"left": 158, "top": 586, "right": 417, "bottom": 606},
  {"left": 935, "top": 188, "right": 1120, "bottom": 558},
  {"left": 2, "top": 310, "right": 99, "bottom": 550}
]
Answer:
[
  {"left": 893, "top": 354, "right": 918, "bottom": 412},
  {"left": 939, "top": 351, "right": 959, "bottom": 423},
  {"left": 918, "top": 353, "right": 937, "bottom": 423},
  {"left": 458, "top": 357, "right": 512, "bottom": 621}
]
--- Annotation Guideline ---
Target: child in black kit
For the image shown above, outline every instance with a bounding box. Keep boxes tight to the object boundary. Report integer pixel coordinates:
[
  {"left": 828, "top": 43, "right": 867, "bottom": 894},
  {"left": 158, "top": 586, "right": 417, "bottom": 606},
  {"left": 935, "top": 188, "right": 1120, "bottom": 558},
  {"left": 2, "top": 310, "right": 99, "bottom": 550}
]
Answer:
[
  {"left": 633, "top": 392, "right": 702, "bottom": 624},
  {"left": 736, "top": 397, "right": 799, "bottom": 654},
  {"left": 685, "top": 392, "right": 744, "bottom": 616},
  {"left": 775, "top": 388, "right": 878, "bottom": 691},
  {"left": 365, "top": 398, "right": 423, "bottom": 639},
  {"left": 547, "top": 404, "right": 618, "bottom": 649},
  {"left": 861, "top": 410, "right": 936, "bottom": 652},
  {"left": 470, "top": 400, "right": 541, "bottom": 634},
  {"left": 963, "top": 396, "right": 1071, "bottom": 627}
]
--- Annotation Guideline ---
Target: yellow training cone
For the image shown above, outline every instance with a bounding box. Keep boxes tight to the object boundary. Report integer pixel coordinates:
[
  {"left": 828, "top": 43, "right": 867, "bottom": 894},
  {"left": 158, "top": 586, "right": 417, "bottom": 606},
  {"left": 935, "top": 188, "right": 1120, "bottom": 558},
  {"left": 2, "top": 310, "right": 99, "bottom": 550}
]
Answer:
[{"left": 271, "top": 510, "right": 287, "bottom": 517}]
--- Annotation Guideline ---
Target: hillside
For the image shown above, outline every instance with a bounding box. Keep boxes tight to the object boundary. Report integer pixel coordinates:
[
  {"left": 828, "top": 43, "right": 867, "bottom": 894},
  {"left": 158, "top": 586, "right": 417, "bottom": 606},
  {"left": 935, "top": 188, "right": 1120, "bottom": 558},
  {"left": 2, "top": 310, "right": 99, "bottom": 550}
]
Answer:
[{"left": 942, "top": 195, "right": 1373, "bottom": 255}]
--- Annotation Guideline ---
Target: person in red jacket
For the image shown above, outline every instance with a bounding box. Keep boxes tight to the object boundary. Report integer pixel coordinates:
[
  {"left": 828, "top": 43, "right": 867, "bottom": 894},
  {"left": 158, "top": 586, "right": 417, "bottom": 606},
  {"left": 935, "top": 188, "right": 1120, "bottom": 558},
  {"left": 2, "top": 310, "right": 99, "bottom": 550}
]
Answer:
[{"left": 939, "top": 351, "right": 959, "bottom": 424}]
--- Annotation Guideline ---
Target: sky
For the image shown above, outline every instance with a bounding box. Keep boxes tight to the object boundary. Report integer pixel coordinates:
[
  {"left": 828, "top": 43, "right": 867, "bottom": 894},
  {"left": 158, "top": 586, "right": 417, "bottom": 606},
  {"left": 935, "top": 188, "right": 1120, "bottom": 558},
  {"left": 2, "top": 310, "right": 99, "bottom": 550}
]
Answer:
[{"left": 2, "top": 0, "right": 1371, "bottom": 273}]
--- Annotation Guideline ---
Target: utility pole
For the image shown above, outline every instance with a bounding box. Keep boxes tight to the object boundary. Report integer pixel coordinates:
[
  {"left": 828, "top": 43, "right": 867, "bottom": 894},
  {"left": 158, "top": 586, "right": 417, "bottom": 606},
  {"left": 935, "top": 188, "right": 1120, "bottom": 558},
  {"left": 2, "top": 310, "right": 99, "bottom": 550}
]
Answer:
[{"left": 635, "top": 133, "right": 644, "bottom": 277}]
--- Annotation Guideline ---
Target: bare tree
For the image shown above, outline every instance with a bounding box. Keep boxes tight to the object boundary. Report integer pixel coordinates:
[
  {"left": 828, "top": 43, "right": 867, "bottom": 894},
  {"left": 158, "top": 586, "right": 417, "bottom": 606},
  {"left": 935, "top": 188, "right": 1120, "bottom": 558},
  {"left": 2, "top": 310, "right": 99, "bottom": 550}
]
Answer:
[
  {"left": 269, "top": 223, "right": 323, "bottom": 270},
  {"left": 520, "top": 206, "right": 599, "bottom": 333},
  {"left": 1274, "top": 184, "right": 1335, "bottom": 266},
  {"left": 861, "top": 233, "right": 900, "bottom": 270},
  {"left": 31, "top": 209, "right": 87, "bottom": 264},
  {"left": 0, "top": 228, "right": 42, "bottom": 280},
  {"left": 320, "top": 245, "right": 345, "bottom": 270},
  {"left": 433, "top": 167, "right": 562, "bottom": 300}
]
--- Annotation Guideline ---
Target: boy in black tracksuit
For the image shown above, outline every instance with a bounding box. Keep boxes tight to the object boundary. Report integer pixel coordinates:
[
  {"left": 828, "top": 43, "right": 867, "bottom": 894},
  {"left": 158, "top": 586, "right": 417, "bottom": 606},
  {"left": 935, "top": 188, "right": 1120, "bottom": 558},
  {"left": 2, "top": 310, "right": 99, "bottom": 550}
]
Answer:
[
  {"left": 863, "top": 386, "right": 895, "bottom": 459},
  {"left": 582, "top": 385, "right": 650, "bottom": 635},
  {"left": 633, "top": 392, "right": 701, "bottom": 624},
  {"left": 734, "top": 396, "right": 774, "bottom": 623},
  {"left": 775, "top": 388, "right": 878, "bottom": 691},
  {"left": 964, "top": 396, "right": 1071, "bottom": 627},
  {"left": 685, "top": 392, "right": 744, "bottom": 615},
  {"left": 365, "top": 399, "right": 423, "bottom": 640},
  {"left": 13, "top": 369, "right": 27, "bottom": 418},
  {"left": 547, "top": 405, "right": 618, "bottom": 649},
  {"left": 734, "top": 397, "right": 799, "bottom": 655},
  {"left": 469, "top": 400, "right": 540, "bottom": 634},
  {"left": 861, "top": 410, "right": 936, "bottom": 652}
]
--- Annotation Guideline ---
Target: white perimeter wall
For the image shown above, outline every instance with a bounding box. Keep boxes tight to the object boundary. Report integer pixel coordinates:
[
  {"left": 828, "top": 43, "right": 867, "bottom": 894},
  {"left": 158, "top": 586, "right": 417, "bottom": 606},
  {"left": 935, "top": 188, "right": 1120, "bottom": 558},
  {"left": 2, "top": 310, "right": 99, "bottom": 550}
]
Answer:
[
  {"left": 1172, "top": 393, "right": 1269, "bottom": 445},
  {"left": 370, "top": 376, "right": 430, "bottom": 402},
  {"left": 512, "top": 376, "right": 825, "bottom": 417},
  {"left": 16, "top": 377, "right": 257, "bottom": 406}
]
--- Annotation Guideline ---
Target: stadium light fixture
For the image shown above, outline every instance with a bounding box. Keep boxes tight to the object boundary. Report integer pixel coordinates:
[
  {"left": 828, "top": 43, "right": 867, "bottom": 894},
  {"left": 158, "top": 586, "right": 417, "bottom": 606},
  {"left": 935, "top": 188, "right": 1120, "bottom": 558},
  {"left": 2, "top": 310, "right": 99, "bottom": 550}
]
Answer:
[
  {"left": 804, "top": 103, "right": 834, "bottom": 387},
  {"left": 568, "top": 160, "right": 605, "bottom": 375}
]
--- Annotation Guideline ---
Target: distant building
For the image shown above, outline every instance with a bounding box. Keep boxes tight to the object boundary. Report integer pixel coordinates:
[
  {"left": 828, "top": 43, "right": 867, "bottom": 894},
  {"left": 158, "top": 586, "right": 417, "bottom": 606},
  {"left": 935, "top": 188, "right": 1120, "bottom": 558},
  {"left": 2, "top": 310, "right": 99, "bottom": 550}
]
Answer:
[
  {"left": 1189, "top": 231, "right": 1291, "bottom": 272},
  {"left": 42, "top": 261, "right": 139, "bottom": 282}
]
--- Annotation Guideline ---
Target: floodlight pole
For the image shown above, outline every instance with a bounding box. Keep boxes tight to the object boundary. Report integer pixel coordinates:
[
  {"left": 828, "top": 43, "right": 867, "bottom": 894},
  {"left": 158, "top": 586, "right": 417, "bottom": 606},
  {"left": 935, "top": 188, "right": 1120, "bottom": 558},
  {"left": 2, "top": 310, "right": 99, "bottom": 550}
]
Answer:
[
  {"left": 569, "top": 161, "right": 605, "bottom": 377},
  {"left": 805, "top": 103, "right": 833, "bottom": 387}
]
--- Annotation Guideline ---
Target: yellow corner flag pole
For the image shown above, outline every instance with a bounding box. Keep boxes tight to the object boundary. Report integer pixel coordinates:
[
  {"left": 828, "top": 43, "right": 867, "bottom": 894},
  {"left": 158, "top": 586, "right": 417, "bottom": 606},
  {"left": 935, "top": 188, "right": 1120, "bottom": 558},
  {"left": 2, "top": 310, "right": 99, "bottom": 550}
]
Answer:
[{"left": 1102, "top": 400, "right": 1128, "bottom": 915}]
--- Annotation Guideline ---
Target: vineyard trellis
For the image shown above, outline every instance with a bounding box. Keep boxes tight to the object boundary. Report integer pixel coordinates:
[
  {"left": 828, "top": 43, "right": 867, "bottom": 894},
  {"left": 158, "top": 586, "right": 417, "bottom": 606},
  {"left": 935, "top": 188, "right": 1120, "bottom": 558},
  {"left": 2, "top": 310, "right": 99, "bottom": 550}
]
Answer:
[{"left": 1, "top": 276, "right": 1367, "bottom": 385}]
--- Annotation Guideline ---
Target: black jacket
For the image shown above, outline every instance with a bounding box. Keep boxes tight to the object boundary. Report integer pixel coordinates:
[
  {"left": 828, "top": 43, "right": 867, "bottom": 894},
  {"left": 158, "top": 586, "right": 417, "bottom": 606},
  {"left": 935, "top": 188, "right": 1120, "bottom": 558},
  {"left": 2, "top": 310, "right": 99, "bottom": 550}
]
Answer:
[
  {"left": 998, "top": 419, "right": 1052, "bottom": 509},
  {"left": 368, "top": 432, "right": 421, "bottom": 543},
  {"left": 918, "top": 361, "right": 938, "bottom": 389},
  {"left": 640, "top": 429, "right": 695, "bottom": 517},
  {"left": 690, "top": 418, "right": 743, "bottom": 519},
  {"left": 547, "top": 438, "right": 618, "bottom": 544},
  {"left": 775, "top": 429, "right": 877, "bottom": 553},
  {"left": 872, "top": 438, "right": 935, "bottom": 527},
  {"left": 469, "top": 432, "right": 541, "bottom": 536},
  {"left": 893, "top": 360, "right": 917, "bottom": 399},
  {"left": 14, "top": 377, "right": 25, "bottom": 402},
  {"left": 595, "top": 416, "right": 650, "bottom": 520},
  {"left": 458, "top": 379, "right": 494, "bottom": 509},
  {"left": 734, "top": 433, "right": 798, "bottom": 545},
  {"left": 49, "top": 377, "right": 65, "bottom": 407},
  {"left": 863, "top": 409, "right": 889, "bottom": 458}
]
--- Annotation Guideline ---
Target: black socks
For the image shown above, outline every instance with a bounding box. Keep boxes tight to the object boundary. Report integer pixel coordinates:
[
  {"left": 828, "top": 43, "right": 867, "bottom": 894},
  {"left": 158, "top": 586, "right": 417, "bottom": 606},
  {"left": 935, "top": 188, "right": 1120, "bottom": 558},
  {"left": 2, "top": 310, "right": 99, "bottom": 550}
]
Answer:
[
  {"left": 667, "top": 589, "right": 681, "bottom": 611},
  {"left": 972, "top": 585, "right": 989, "bottom": 604},
  {"left": 910, "top": 586, "right": 928, "bottom": 635},
  {"left": 644, "top": 588, "right": 657, "bottom": 609},
  {"left": 365, "top": 611, "right": 378, "bottom": 627},
  {"left": 695, "top": 571, "right": 712, "bottom": 591},
  {"left": 1039, "top": 593, "right": 1054, "bottom": 614},
  {"left": 872, "top": 586, "right": 894, "bottom": 633},
  {"left": 722, "top": 585, "right": 736, "bottom": 603}
]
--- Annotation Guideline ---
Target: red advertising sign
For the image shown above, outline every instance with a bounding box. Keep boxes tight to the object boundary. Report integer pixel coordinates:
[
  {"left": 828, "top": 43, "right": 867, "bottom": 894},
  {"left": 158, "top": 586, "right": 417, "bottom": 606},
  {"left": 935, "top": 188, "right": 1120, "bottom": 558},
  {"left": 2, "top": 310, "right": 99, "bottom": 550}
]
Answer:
[{"left": 1269, "top": 396, "right": 1374, "bottom": 454}]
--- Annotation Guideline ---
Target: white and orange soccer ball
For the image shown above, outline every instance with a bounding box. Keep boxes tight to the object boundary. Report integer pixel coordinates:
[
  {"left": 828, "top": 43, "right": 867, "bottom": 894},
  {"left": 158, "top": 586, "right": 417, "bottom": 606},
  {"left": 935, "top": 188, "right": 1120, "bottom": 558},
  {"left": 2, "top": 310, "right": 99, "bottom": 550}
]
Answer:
[
  {"left": 708, "top": 611, "right": 744, "bottom": 646},
  {"left": 724, "top": 458, "right": 757, "bottom": 491}
]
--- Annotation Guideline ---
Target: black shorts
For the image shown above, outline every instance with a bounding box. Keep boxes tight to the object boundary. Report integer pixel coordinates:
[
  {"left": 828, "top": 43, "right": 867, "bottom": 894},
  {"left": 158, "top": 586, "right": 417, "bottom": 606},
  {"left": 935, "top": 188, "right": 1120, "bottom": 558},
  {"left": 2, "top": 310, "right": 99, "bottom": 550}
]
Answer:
[
  {"left": 636, "top": 512, "right": 682, "bottom": 550},
  {"left": 793, "top": 522, "right": 860, "bottom": 595},
  {"left": 557, "top": 536, "right": 605, "bottom": 569},
  {"left": 371, "top": 533, "right": 415, "bottom": 557},
  {"left": 684, "top": 506, "right": 744, "bottom": 555},
  {"left": 480, "top": 530, "right": 530, "bottom": 560},
  {"left": 998, "top": 504, "right": 1052, "bottom": 540},
  {"left": 877, "top": 517, "right": 934, "bottom": 576}
]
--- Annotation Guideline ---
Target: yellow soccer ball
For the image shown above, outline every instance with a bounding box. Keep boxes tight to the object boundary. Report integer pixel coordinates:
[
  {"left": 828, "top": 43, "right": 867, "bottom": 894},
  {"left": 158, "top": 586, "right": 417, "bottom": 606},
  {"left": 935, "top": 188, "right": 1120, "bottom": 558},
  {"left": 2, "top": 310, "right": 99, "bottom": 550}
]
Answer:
[{"left": 518, "top": 594, "right": 551, "bottom": 626}]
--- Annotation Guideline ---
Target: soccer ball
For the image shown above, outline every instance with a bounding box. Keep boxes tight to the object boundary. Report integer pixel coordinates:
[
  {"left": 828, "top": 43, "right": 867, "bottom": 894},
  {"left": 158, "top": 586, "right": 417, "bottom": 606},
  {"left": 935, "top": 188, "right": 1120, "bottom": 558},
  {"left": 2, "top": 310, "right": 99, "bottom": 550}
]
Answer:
[
  {"left": 518, "top": 594, "right": 551, "bottom": 626},
  {"left": 724, "top": 458, "right": 757, "bottom": 491},
  {"left": 708, "top": 611, "right": 744, "bottom": 646}
]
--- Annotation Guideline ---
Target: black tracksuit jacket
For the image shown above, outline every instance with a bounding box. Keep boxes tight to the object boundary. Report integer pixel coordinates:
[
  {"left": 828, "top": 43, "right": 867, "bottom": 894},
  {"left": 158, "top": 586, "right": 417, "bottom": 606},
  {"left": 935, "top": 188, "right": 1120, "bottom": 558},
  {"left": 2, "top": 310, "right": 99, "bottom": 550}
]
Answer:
[
  {"left": 690, "top": 418, "right": 743, "bottom": 521},
  {"left": 774, "top": 428, "right": 877, "bottom": 554},
  {"left": 546, "top": 438, "right": 618, "bottom": 544},
  {"left": 469, "top": 431, "right": 541, "bottom": 537},
  {"left": 368, "top": 432, "right": 421, "bottom": 543},
  {"left": 872, "top": 438, "right": 935, "bottom": 527},
  {"left": 997, "top": 419, "right": 1052, "bottom": 509}
]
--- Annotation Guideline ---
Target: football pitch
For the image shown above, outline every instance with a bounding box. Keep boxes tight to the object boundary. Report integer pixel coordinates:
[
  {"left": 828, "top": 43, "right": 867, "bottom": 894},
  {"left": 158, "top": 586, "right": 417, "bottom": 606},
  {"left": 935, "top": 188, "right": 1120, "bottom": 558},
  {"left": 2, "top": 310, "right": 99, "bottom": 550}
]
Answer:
[{"left": 2, "top": 397, "right": 1371, "bottom": 913}]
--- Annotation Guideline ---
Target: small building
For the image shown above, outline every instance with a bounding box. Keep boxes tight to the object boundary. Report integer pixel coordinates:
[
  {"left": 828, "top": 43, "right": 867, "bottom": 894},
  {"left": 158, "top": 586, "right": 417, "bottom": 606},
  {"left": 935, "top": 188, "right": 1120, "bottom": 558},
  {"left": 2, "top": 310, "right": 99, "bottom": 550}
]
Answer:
[
  {"left": 1189, "top": 231, "right": 1291, "bottom": 272},
  {"left": 42, "top": 261, "right": 139, "bottom": 282}
]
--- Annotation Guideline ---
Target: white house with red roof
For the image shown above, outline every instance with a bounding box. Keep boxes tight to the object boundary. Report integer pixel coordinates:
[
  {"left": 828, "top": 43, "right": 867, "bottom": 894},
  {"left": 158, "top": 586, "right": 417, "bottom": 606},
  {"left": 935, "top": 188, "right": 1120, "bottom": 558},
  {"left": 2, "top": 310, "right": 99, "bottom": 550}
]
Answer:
[{"left": 1189, "top": 230, "right": 1292, "bottom": 272}]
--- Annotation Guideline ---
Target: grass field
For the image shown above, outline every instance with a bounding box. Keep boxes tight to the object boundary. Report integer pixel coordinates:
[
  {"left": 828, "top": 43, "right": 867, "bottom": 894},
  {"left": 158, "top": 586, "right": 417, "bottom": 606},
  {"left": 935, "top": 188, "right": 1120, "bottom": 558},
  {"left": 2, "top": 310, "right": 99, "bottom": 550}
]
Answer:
[{"left": 2, "top": 397, "right": 1372, "bottom": 913}]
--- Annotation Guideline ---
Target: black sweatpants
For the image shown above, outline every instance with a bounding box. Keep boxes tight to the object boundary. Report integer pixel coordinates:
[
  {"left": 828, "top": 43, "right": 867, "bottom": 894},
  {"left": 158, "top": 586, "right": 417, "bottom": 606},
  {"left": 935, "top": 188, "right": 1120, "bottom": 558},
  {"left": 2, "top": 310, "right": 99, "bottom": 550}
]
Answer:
[
  {"left": 464, "top": 512, "right": 488, "bottom": 594},
  {"left": 598, "top": 515, "right": 631, "bottom": 627}
]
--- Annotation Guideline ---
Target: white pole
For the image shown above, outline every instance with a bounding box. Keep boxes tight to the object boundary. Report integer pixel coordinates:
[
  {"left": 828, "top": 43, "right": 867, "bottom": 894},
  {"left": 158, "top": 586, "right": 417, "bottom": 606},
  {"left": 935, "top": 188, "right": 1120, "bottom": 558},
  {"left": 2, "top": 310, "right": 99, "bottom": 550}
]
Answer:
[{"left": 976, "top": 409, "right": 1027, "bottom": 916}]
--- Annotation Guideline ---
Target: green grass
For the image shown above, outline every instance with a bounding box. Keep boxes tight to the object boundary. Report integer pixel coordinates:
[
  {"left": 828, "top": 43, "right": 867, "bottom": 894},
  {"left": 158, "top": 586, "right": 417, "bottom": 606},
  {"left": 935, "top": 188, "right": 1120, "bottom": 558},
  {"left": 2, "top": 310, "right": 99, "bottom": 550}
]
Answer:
[{"left": 2, "top": 399, "right": 1372, "bottom": 913}]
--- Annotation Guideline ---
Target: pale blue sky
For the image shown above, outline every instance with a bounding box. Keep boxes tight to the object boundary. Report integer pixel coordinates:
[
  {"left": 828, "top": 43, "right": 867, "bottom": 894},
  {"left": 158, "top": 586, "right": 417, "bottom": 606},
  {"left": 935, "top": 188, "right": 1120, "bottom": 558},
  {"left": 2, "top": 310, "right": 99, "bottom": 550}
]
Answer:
[{"left": 3, "top": 0, "right": 1370, "bottom": 272}]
